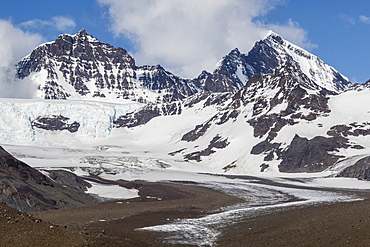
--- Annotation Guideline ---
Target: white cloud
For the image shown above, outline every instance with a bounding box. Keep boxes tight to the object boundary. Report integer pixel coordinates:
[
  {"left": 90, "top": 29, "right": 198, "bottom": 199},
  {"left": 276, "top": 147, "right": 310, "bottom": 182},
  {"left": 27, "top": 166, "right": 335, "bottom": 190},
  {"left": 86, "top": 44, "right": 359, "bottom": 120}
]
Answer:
[
  {"left": 20, "top": 16, "right": 76, "bottom": 32},
  {"left": 263, "top": 19, "right": 318, "bottom": 50},
  {"left": 360, "top": 15, "right": 370, "bottom": 24},
  {"left": 51, "top": 16, "right": 76, "bottom": 31},
  {"left": 339, "top": 14, "right": 356, "bottom": 25},
  {"left": 0, "top": 20, "right": 43, "bottom": 98},
  {"left": 98, "top": 0, "right": 315, "bottom": 78},
  {"left": 19, "top": 19, "right": 48, "bottom": 30}
]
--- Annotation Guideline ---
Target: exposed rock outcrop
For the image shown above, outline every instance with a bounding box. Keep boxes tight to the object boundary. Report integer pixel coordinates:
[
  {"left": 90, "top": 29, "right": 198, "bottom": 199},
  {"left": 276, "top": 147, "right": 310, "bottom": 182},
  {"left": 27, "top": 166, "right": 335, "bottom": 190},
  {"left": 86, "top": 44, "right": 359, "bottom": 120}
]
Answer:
[
  {"left": 279, "top": 135, "right": 348, "bottom": 173},
  {"left": 114, "top": 102, "right": 182, "bottom": 128},
  {"left": 337, "top": 156, "right": 370, "bottom": 180},
  {"left": 32, "top": 115, "right": 80, "bottom": 133},
  {"left": 0, "top": 147, "right": 96, "bottom": 212},
  {"left": 184, "top": 135, "right": 229, "bottom": 162}
]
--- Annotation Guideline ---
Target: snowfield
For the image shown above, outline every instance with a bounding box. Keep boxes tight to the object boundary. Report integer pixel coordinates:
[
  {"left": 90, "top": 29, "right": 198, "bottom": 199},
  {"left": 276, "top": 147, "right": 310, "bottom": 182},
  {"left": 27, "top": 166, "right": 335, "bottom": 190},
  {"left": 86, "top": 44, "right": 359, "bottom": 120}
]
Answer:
[{"left": 2, "top": 86, "right": 370, "bottom": 177}]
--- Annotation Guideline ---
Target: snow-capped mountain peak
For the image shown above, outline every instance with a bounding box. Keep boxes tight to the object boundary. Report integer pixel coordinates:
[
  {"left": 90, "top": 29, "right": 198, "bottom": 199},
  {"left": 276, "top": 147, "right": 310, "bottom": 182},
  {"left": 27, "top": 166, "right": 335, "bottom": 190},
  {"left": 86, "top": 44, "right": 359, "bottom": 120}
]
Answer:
[
  {"left": 258, "top": 31, "right": 351, "bottom": 93},
  {"left": 263, "top": 30, "right": 280, "bottom": 39},
  {"left": 195, "top": 30, "right": 351, "bottom": 99},
  {"left": 15, "top": 29, "right": 351, "bottom": 105},
  {"left": 16, "top": 30, "right": 198, "bottom": 103},
  {"left": 71, "top": 28, "right": 99, "bottom": 42}
]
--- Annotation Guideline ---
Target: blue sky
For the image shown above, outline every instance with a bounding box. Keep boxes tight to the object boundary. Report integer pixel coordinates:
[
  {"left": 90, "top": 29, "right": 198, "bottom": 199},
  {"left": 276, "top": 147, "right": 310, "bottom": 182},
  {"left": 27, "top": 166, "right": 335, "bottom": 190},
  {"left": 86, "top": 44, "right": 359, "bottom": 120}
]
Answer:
[
  {"left": 1, "top": 0, "right": 370, "bottom": 82},
  {"left": 265, "top": 0, "right": 370, "bottom": 83}
]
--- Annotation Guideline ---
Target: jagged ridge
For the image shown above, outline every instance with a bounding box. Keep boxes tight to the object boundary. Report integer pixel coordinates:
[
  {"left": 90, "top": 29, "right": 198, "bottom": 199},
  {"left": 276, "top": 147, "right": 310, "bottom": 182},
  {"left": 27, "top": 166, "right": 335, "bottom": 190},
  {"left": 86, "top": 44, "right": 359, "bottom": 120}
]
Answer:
[{"left": 16, "top": 29, "right": 198, "bottom": 103}]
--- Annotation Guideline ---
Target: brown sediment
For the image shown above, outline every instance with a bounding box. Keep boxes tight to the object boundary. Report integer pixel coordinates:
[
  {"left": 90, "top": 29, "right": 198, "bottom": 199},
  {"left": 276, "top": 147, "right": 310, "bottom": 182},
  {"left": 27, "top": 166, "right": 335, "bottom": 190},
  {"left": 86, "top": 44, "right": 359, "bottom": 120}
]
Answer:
[
  {"left": 0, "top": 202, "right": 90, "bottom": 247},
  {"left": 7, "top": 178, "right": 370, "bottom": 247},
  {"left": 31, "top": 181, "right": 244, "bottom": 246},
  {"left": 217, "top": 197, "right": 370, "bottom": 247}
]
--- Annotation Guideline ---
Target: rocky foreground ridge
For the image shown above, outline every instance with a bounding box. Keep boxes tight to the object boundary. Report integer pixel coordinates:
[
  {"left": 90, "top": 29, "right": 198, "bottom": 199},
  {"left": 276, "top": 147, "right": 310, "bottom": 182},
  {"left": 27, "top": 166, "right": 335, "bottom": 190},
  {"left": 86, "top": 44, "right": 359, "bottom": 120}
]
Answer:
[{"left": 0, "top": 146, "right": 96, "bottom": 212}]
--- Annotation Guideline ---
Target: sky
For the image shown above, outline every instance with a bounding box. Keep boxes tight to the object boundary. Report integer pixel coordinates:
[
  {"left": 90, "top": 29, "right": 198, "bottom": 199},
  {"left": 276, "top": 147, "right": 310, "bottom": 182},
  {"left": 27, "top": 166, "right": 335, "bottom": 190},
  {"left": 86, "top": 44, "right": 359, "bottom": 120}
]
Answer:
[{"left": 0, "top": 0, "right": 370, "bottom": 85}]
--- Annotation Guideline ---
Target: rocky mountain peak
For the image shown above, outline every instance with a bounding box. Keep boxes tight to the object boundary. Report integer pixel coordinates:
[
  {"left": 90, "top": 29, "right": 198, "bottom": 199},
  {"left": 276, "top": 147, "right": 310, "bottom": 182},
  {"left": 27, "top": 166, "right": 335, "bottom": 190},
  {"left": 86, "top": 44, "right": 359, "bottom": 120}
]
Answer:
[
  {"left": 363, "top": 79, "right": 370, "bottom": 87},
  {"left": 76, "top": 28, "right": 89, "bottom": 37},
  {"left": 15, "top": 30, "right": 199, "bottom": 102},
  {"left": 196, "top": 30, "right": 351, "bottom": 98},
  {"left": 59, "top": 28, "right": 97, "bottom": 42},
  {"left": 263, "top": 30, "right": 285, "bottom": 45},
  {"left": 15, "top": 29, "right": 352, "bottom": 105},
  {"left": 191, "top": 47, "right": 251, "bottom": 93},
  {"left": 227, "top": 48, "right": 241, "bottom": 56},
  {"left": 244, "top": 31, "right": 352, "bottom": 93},
  {"left": 51, "top": 29, "right": 99, "bottom": 47},
  {"left": 226, "top": 61, "right": 333, "bottom": 144}
]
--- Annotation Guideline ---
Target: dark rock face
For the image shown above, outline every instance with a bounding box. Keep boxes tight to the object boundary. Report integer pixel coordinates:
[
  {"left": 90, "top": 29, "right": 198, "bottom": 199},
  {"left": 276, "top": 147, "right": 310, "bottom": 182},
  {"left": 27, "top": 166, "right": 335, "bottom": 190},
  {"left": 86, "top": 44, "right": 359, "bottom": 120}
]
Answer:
[
  {"left": 327, "top": 123, "right": 370, "bottom": 137},
  {"left": 337, "top": 156, "right": 370, "bottom": 180},
  {"left": 114, "top": 106, "right": 161, "bottom": 128},
  {"left": 216, "top": 109, "right": 239, "bottom": 126},
  {"left": 245, "top": 37, "right": 280, "bottom": 76},
  {"left": 0, "top": 147, "right": 96, "bottom": 212},
  {"left": 250, "top": 139, "right": 281, "bottom": 161},
  {"left": 260, "top": 164, "right": 270, "bottom": 172},
  {"left": 181, "top": 118, "right": 215, "bottom": 142},
  {"left": 279, "top": 135, "right": 348, "bottom": 173},
  {"left": 47, "top": 170, "right": 92, "bottom": 191},
  {"left": 248, "top": 114, "right": 295, "bottom": 139},
  {"left": 192, "top": 49, "right": 250, "bottom": 93},
  {"left": 32, "top": 115, "right": 80, "bottom": 133},
  {"left": 114, "top": 102, "right": 182, "bottom": 128},
  {"left": 184, "top": 135, "right": 229, "bottom": 162}
]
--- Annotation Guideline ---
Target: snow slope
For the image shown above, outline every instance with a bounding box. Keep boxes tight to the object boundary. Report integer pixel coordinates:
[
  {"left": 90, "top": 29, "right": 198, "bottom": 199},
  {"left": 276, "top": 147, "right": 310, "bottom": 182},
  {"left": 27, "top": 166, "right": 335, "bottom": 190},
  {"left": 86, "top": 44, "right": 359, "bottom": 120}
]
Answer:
[{"left": 1, "top": 85, "right": 370, "bottom": 177}]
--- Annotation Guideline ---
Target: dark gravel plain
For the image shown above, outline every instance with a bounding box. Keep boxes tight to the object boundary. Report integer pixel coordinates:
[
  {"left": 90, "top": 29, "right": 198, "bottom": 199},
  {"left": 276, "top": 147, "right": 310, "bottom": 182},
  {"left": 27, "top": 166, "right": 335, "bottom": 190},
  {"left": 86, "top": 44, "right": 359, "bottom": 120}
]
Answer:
[{"left": 2, "top": 180, "right": 370, "bottom": 247}]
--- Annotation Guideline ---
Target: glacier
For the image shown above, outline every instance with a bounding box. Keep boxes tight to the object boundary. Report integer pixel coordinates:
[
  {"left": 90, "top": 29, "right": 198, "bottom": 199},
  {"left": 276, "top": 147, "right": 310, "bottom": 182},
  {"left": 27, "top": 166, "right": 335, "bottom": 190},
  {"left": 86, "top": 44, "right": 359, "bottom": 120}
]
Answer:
[{"left": 0, "top": 98, "right": 142, "bottom": 144}]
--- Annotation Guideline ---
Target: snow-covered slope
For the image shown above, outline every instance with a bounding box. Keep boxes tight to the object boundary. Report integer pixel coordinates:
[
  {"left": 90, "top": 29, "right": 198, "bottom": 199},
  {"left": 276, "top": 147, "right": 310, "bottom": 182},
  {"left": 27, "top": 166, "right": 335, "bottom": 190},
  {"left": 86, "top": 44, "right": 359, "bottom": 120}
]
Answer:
[
  {"left": 2, "top": 78, "right": 370, "bottom": 179},
  {"left": 6, "top": 29, "right": 370, "bottom": 181},
  {"left": 163, "top": 64, "right": 369, "bottom": 176}
]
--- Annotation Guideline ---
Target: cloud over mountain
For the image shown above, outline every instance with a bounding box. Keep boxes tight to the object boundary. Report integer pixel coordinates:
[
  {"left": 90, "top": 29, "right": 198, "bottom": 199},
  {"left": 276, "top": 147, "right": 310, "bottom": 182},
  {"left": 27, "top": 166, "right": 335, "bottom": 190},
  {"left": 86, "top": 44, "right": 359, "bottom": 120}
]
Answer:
[
  {"left": 0, "top": 20, "right": 42, "bottom": 98},
  {"left": 98, "top": 0, "right": 316, "bottom": 78},
  {"left": 19, "top": 16, "right": 76, "bottom": 32}
]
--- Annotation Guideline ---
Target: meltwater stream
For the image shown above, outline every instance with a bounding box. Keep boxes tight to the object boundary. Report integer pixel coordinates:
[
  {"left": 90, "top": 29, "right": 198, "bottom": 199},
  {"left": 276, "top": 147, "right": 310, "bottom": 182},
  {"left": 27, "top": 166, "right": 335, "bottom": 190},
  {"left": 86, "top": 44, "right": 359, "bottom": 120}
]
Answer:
[{"left": 138, "top": 178, "right": 360, "bottom": 246}]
